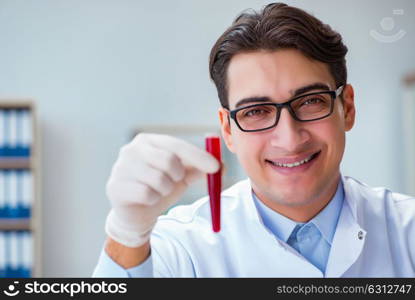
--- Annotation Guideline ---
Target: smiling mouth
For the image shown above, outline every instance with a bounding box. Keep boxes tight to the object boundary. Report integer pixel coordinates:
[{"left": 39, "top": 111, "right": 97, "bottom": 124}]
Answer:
[{"left": 265, "top": 150, "right": 321, "bottom": 168}]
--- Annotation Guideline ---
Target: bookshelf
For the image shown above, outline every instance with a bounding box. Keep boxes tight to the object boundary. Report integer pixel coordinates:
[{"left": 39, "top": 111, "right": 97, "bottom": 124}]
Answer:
[{"left": 0, "top": 100, "right": 41, "bottom": 277}]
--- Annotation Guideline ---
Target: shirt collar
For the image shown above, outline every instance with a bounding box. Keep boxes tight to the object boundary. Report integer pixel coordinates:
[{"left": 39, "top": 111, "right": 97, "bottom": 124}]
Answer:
[
  {"left": 252, "top": 177, "right": 344, "bottom": 245},
  {"left": 252, "top": 191, "right": 297, "bottom": 242},
  {"left": 310, "top": 179, "right": 344, "bottom": 245},
  {"left": 253, "top": 193, "right": 298, "bottom": 242}
]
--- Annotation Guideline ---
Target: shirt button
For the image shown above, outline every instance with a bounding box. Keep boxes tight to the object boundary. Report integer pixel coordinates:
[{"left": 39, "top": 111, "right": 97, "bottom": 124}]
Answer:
[{"left": 358, "top": 231, "right": 364, "bottom": 240}]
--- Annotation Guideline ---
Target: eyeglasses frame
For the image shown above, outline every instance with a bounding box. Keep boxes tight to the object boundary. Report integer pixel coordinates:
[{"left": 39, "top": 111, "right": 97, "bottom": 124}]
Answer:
[{"left": 227, "top": 85, "right": 345, "bottom": 132}]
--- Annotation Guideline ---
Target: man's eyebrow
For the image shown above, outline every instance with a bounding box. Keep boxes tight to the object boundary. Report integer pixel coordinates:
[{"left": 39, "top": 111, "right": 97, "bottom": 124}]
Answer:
[
  {"left": 234, "top": 96, "right": 271, "bottom": 109},
  {"left": 233, "top": 82, "right": 331, "bottom": 109},
  {"left": 292, "top": 83, "right": 331, "bottom": 97}
]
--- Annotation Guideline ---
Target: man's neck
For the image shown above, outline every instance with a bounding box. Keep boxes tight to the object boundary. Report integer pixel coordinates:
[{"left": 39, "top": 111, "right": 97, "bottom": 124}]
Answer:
[{"left": 254, "top": 174, "right": 341, "bottom": 223}]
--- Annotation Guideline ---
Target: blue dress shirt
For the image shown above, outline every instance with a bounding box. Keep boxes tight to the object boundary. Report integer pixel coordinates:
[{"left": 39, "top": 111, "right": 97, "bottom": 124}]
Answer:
[{"left": 252, "top": 179, "right": 344, "bottom": 274}]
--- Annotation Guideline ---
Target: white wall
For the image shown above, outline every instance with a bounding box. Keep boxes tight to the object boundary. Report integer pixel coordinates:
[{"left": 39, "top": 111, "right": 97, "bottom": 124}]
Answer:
[{"left": 0, "top": 0, "right": 413, "bottom": 276}]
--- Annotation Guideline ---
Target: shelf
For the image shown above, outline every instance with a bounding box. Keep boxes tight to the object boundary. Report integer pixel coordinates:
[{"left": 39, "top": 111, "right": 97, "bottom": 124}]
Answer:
[
  {"left": 0, "top": 157, "right": 31, "bottom": 169},
  {"left": 0, "top": 218, "right": 31, "bottom": 231},
  {"left": 0, "top": 101, "right": 33, "bottom": 109},
  {"left": 0, "top": 99, "right": 40, "bottom": 276}
]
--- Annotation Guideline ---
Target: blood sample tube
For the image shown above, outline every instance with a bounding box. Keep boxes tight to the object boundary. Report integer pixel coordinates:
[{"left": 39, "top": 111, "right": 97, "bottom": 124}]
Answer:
[{"left": 205, "top": 135, "right": 222, "bottom": 233}]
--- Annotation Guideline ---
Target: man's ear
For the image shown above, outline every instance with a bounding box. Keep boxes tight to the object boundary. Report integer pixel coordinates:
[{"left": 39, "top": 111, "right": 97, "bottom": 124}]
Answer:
[
  {"left": 218, "top": 108, "right": 236, "bottom": 153},
  {"left": 341, "top": 84, "right": 355, "bottom": 132}
]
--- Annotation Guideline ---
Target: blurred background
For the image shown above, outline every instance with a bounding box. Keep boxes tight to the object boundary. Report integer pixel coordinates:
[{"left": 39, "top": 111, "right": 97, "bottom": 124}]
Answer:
[{"left": 0, "top": 0, "right": 414, "bottom": 277}]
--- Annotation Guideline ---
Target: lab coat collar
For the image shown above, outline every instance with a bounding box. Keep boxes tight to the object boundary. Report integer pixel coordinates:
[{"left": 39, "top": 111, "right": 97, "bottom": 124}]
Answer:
[
  {"left": 251, "top": 179, "right": 344, "bottom": 245},
  {"left": 237, "top": 178, "right": 295, "bottom": 249},
  {"left": 324, "top": 175, "right": 367, "bottom": 277},
  {"left": 239, "top": 175, "right": 367, "bottom": 277},
  {"left": 236, "top": 179, "right": 322, "bottom": 275}
]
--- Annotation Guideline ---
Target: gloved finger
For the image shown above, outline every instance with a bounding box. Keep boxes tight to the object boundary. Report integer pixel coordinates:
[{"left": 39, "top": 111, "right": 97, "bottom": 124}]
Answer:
[
  {"left": 137, "top": 142, "right": 186, "bottom": 183},
  {"left": 136, "top": 133, "right": 220, "bottom": 174},
  {"left": 106, "top": 179, "right": 162, "bottom": 206},
  {"left": 183, "top": 161, "right": 226, "bottom": 185},
  {"left": 114, "top": 159, "right": 176, "bottom": 198}
]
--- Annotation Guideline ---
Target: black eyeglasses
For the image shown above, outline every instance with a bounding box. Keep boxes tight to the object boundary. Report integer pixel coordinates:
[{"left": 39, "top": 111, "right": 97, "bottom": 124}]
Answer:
[{"left": 227, "top": 85, "right": 344, "bottom": 132}]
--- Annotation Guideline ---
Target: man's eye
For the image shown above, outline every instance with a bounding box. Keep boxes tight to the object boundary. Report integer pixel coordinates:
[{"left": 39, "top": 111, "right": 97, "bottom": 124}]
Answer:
[
  {"left": 245, "top": 109, "right": 268, "bottom": 117},
  {"left": 302, "top": 98, "right": 322, "bottom": 105}
]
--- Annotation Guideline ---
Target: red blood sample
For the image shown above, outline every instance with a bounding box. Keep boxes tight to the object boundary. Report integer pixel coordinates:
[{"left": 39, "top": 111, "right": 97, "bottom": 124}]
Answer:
[{"left": 205, "top": 135, "right": 222, "bottom": 232}]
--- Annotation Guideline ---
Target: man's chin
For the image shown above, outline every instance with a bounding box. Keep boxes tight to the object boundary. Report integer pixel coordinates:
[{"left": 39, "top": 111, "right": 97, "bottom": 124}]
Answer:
[
  {"left": 267, "top": 188, "right": 318, "bottom": 207},
  {"left": 269, "top": 175, "right": 317, "bottom": 190}
]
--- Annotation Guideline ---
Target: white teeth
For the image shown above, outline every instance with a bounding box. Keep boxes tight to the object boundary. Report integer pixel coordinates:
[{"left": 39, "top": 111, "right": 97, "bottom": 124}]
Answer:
[{"left": 271, "top": 153, "right": 315, "bottom": 168}]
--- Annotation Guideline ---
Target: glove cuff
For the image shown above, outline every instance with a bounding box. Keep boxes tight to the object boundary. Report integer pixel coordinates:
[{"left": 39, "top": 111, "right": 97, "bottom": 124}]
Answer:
[{"left": 105, "top": 210, "right": 152, "bottom": 248}]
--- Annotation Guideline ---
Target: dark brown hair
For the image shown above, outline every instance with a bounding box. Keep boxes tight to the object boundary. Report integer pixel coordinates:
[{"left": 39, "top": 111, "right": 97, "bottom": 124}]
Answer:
[{"left": 209, "top": 2, "right": 348, "bottom": 109}]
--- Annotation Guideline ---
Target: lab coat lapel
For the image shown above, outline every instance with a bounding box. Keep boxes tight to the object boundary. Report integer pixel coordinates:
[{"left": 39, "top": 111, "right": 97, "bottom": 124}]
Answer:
[
  {"left": 239, "top": 179, "right": 323, "bottom": 277},
  {"left": 325, "top": 176, "right": 367, "bottom": 277}
]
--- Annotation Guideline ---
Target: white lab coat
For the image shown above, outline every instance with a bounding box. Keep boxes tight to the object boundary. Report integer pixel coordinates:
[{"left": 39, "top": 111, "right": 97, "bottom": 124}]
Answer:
[{"left": 147, "top": 175, "right": 415, "bottom": 277}]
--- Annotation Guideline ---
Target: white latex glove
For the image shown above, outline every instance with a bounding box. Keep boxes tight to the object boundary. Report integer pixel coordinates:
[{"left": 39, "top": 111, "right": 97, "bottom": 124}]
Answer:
[{"left": 105, "top": 133, "right": 220, "bottom": 248}]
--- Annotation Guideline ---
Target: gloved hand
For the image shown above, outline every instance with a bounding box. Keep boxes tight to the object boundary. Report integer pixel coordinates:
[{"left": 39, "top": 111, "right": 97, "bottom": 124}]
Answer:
[{"left": 105, "top": 133, "right": 220, "bottom": 248}]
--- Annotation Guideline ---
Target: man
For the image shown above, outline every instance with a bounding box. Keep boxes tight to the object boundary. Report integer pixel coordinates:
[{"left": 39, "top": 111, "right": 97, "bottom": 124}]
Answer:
[{"left": 93, "top": 3, "right": 415, "bottom": 277}]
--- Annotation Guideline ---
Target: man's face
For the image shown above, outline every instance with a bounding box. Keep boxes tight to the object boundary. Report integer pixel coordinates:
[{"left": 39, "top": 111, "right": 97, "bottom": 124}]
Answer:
[{"left": 219, "top": 49, "right": 355, "bottom": 208}]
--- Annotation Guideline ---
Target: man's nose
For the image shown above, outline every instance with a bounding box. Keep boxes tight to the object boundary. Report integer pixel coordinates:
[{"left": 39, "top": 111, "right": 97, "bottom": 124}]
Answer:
[{"left": 269, "top": 108, "right": 310, "bottom": 151}]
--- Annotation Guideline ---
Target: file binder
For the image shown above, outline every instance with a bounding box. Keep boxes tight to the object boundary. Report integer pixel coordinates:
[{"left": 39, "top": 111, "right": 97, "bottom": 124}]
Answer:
[
  {"left": 0, "top": 110, "right": 5, "bottom": 156},
  {"left": 22, "top": 231, "right": 32, "bottom": 277},
  {"left": 2, "top": 109, "right": 10, "bottom": 156},
  {"left": 0, "top": 108, "right": 32, "bottom": 157},
  {"left": 0, "top": 170, "right": 32, "bottom": 219},
  {"left": 0, "top": 232, "right": 5, "bottom": 277},
  {"left": 0, "top": 171, "right": 5, "bottom": 218},
  {"left": 9, "top": 109, "right": 18, "bottom": 157},
  {"left": 21, "top": 109, "right": 32, "bottom": 157},
  {"left": 0, "top": 231, "right": 32, "bottom": 277},
  {"left": 22, "top": 170, "right": 32, "bottom": 218}
]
